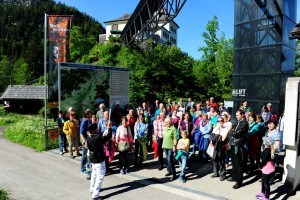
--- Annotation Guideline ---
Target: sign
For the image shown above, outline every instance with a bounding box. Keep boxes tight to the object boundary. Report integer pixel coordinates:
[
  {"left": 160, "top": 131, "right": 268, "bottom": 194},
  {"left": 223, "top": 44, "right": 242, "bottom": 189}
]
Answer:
[
  {"left": 48, "top": 128, "right": 58, "bottom": 140},
  {"left": 232, "top": 89, "right": 246, "bottom": 97},
  {"left": 48, "top": 102, "right": 59, "bottom": 108}
]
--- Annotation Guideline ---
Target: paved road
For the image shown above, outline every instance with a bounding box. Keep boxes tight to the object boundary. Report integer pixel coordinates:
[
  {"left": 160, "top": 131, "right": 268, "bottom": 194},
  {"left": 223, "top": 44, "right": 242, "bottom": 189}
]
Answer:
[
  {"left": 0, "top": 127, "right": 195, "bottom": 200},
  {"left": 1, "top": 126, "right": 300, "bottom": 200}
]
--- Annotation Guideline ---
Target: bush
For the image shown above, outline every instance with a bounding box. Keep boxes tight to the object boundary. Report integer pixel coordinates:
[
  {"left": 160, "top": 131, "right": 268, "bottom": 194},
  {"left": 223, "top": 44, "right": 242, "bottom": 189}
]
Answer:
[
  {"left": 1, "top": 106, "right": 57, "bottom": 151},
  {"left": 0, "top": 189, "right": 9, "bottom": 200}
]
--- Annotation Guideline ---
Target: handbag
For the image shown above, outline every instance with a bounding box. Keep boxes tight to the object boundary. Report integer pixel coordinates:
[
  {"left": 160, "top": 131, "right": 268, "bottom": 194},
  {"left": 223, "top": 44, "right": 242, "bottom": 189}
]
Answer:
[
  {"left": 118, "top": 127, "right": 130, "bottom": 152},
  {"left": 118, "top": 140, "right": 130, "bottom": 152},
  {"left": 206, "top": 145, "right": 215, "bottom": 158}
]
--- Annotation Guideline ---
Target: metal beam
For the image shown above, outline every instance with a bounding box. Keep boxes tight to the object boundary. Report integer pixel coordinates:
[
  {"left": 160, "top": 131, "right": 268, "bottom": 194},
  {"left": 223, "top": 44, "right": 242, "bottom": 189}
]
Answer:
[{"left": 121, "top": 0, "right": 187, "bottom": 49}]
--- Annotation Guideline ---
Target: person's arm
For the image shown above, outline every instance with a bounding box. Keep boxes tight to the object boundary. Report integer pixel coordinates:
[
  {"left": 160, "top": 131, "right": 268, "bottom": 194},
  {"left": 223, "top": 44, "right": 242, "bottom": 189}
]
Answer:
[
  {"left": 144, "top": 123, "right": 148, "bottom": 138},
  {"left": 134, "top": 122, "right": 139, "bottom": 139},
  {"left": 115, "top": 127, "right": 120, "bottom": 143},
  {"left": 202, "top": 121, "right": 212, "bottom": 135},
  {"left": 248, "top": 123, "right": 259, "bottom": 136},
  {"left": 172, "top": 127, "right": 178, "bottom": 152},
  {"left": 63, "top": 121, "right": 71, "bottom": 136},
  {"left": 233, "top": 120, "right": 248, "bottom": 138},
  {"left": 222, "top": 128, "right": 229, "bottom": 141}
]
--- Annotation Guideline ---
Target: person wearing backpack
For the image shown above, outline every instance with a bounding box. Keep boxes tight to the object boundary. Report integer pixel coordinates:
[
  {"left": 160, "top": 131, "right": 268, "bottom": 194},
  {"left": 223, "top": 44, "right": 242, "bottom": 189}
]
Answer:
[{"left": 87, "top": 123, "right": 112, "bottom": 200}]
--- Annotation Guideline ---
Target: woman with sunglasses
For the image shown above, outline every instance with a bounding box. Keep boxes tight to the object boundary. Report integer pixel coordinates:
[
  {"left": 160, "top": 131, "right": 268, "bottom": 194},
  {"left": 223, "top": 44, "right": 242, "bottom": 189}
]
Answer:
[{"left": 210, "top": 117, "right": 230, "bottom": 181}]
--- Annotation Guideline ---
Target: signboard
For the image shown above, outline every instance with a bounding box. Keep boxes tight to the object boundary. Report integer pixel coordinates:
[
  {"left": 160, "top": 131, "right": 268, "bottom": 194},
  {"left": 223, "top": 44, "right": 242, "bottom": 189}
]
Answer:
[
  {"left": 232, "top": 89, "right": 246, "bottom": 97},
  {"left": 48, "top": 128, "right": 58, "bottom": 140}
]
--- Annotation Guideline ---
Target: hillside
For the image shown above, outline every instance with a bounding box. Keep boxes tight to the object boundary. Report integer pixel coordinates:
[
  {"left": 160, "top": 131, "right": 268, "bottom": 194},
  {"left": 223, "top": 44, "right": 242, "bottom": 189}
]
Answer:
[{"left": 0, "top": 0, "right": 105, "bottom": 92}]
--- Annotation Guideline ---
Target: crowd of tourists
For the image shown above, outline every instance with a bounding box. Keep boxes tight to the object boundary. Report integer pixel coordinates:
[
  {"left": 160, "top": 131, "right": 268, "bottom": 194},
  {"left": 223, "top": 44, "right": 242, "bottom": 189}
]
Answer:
[{"left": 56, "top": 97, "right": 285, "bottom": 200}]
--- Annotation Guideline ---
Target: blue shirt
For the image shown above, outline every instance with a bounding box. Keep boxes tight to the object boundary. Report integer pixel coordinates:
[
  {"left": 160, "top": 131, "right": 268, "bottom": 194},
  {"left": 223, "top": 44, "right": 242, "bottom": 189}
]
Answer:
[{"left": 80, "top": 118, "right": 91, "bottom": 139}]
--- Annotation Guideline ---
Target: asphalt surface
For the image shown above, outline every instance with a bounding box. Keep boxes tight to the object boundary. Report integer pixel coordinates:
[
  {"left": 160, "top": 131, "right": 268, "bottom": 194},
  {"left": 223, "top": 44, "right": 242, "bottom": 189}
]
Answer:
[{"left": 1, "top": 126, "right": 300, "bottom": 200}]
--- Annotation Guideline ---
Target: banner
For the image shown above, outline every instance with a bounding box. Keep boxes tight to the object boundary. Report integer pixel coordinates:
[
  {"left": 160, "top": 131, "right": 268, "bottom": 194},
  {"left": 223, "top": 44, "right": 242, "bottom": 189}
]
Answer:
[{"left": 48, "top": 15, "right": 72, "bottom": 104}]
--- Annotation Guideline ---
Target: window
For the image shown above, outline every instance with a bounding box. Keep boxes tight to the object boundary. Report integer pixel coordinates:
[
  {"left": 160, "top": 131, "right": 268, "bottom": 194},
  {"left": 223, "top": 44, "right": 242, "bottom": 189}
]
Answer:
[
  {"left": 112, "top": 24, "right": 118, "bottom": 30},
  {"left": 163, "top": 31, "right": 169, "bottom": 39}
]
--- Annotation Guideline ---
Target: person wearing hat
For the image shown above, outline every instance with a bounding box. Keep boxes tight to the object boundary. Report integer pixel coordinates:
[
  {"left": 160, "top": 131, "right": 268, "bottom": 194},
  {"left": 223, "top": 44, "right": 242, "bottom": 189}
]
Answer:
[
  {"left": 87, "top": 123, "right": 112, "bottom": 200},
  {"left": 255, "top": 136, "right": 275, "bottom": 200}
]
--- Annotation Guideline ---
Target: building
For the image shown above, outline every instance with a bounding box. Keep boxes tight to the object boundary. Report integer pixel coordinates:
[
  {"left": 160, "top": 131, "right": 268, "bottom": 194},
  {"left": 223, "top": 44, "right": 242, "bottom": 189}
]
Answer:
[{"left": 102, "top": 13, "right": 179, "bottom": 46}]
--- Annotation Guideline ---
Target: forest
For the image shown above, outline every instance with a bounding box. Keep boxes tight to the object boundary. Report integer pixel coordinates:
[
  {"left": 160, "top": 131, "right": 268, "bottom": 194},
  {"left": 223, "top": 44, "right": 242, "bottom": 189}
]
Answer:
[{"left": 0, "top": 0, "right": 242, "bottom": 105}]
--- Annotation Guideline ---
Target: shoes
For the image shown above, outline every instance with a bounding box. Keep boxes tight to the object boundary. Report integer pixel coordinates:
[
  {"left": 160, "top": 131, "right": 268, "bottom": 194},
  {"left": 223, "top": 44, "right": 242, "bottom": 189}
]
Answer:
[
  {"left": 179, "top": 176, "right": 186, "bottom": 183},
  {"left": 92, "top": 196, "right": 103, "bottom": 200},
  {"left": 255, "top": 192, "right": 265, "bottom": 199},
  {"left": 86, "top": 175, "right": 91, "bottom": 180},
  {"left": 70, "top": 155, "right": 75, "bottom": 159},
  {"left": 82, "top": 171, "right": 90, "bottom": 175},
  {"left": 220, "top": 177, "right": 225, "bottom": 181},
  {"left": 165, "top": 172, "right": 172, "bottom": 176},
  {"left": 232, "top": 184, "right": 241, "bottom": 189},
  {"left": 158, "top": 165, "right": 163, "bottom": 171},
  {"left": 211, "top": 174, "right": 219, "bottom": 178},
  {"left": 64, "top": 149, "right": 69, "bottom": 153},
  {"left": 60, "top": 152, "right": 63, "bottom": 155},
  {"left": 76, "top": 152, "right": 82, "bottom": 156},
  {"left": 125, "top": 169, "right": 129, "bottom": 174},
  {"left": 227, "top": 177, "right": 234, "bottom": 182},
  {"left": 259, "top": 198, "right": 269, "bottom": 200},
  {"left": 120, "top": 169, "right": 125, "bottom": 175},
  {"left": 170, "top": 176, "right": 177, "bottom": 181}
]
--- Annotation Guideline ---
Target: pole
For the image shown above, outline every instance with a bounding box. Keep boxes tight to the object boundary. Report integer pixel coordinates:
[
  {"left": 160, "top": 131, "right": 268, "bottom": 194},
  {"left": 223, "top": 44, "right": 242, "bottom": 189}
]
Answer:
[{"left": 44, "top": 13, "right": 48, "bottom": 150}]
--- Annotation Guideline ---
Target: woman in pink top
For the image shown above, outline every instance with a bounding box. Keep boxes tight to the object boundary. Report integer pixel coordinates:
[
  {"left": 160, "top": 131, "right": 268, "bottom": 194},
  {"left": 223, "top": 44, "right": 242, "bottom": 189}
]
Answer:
[{"left": 116, "top": 116, "right": 133, "bottom": 175}]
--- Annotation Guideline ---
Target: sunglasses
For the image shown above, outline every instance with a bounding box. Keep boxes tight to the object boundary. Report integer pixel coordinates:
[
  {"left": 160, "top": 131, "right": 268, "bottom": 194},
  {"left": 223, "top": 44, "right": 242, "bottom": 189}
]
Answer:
[{"left": 217, "top": 120, "right": 224, "bottom": 122}]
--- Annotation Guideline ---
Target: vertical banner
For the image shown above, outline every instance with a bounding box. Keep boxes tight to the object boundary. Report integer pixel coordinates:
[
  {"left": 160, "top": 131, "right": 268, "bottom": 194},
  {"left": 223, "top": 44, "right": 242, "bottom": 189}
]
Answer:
[{"left": 48, "top": 15, "right": 72, "bottom": 106}]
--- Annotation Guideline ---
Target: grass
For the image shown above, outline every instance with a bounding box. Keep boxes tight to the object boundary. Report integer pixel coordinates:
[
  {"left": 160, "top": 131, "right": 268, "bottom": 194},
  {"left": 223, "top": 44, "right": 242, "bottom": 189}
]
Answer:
[
  {"left": 0, "top": 189, "right": 9, "bottom": 200},
  {"left": 0, "top": 106, "right": 57, "bottom": 151}
]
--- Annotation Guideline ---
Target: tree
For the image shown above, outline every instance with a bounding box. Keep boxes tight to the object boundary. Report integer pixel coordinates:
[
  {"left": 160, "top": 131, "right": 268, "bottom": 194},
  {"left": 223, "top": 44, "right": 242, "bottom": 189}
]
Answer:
[{"left": 195, "top": 16, "right": 233, "bottom": 100}]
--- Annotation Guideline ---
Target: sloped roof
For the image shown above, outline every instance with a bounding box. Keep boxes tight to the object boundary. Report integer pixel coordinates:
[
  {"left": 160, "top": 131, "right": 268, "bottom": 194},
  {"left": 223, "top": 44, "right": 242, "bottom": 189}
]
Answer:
[{"left": 0, "top": 85, "right": 45, "bottom": 100}]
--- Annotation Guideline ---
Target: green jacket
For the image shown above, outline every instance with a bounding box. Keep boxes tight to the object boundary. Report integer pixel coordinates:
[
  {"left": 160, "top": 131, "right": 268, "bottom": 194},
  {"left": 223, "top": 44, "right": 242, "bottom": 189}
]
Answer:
[{"left": 162, "top": 125, "right": 178, "bottom": 149}]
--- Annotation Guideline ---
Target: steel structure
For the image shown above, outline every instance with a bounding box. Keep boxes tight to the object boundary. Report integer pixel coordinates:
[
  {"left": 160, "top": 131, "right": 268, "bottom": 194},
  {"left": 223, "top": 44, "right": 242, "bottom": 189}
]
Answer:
[
  {"left": 233, "top": 0, "right": 296, "bottom": 113},
  {"left": 121, "top": 0, "right": 187, "bottom": 49}
]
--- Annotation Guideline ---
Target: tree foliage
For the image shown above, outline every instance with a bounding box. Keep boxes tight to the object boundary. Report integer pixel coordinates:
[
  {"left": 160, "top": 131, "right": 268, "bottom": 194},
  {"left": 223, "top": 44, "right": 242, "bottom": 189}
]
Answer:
[
  {"left": 194, "top": 16, "right": 233, "bottom": 100},
  {"left": 0, "top": 0, "right": 105, "bottom": 93}
]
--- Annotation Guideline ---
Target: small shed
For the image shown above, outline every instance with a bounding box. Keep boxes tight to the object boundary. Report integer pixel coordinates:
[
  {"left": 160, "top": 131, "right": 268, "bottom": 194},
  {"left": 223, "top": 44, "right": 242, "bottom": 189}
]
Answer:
[{"left": 0, "top": 85, "right": 45, "bottom": 113}]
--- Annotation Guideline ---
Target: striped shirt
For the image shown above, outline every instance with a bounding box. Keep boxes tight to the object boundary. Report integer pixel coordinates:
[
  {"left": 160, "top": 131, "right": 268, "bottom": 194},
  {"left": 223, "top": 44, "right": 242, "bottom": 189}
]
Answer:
[{"left": 154, "top": 119, "right": 165, "bottom": 138}]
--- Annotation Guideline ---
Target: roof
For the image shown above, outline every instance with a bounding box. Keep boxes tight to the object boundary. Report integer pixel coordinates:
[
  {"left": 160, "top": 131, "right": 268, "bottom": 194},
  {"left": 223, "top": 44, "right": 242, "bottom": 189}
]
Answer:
[{"left": 0, "top": 85, "right": 45, "bottom": 100}]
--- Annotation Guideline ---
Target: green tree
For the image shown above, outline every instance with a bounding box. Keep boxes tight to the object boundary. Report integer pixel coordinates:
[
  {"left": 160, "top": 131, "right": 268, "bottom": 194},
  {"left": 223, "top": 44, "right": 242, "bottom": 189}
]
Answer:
[{"left": 195, "top": 16, "right": 233, "bottom": 100}]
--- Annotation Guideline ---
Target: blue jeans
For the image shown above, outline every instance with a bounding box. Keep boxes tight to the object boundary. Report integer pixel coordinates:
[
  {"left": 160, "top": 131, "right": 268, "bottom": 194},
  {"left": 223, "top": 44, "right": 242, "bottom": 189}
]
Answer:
[
  {"left": 81, "top": 147, "right": 90, "bottom": 173},
  {"left": 164, "top": 149, "right": 176, "bottom": 176},
  {"left": 279, "top": 131, "right": 283, "bottom": 151},
  {"left": 179, "top": 154, "right": 188, "bottom": 179},
  {"left": 202, "top": 138, "right": 209, "bottom": 159},
  {"left": 58, "top": 134, "right": 67, "bottom": 153}
]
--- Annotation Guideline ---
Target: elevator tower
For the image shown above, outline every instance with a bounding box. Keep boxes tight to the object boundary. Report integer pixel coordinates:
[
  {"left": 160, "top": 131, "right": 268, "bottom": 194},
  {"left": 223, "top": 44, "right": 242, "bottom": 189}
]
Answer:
[{"left": 233, "top": 0, "right": 297, "bottom": 113}]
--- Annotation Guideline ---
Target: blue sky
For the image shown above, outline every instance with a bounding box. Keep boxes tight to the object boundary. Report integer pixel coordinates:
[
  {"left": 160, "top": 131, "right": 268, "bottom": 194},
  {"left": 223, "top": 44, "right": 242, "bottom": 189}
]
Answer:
[{"left": 55, "top": 0, "right": 299, "bottom": 60}]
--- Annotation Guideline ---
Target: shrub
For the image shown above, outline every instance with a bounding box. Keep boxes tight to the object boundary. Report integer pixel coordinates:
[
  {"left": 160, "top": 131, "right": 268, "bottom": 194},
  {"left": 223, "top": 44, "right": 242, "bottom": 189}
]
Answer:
[{"left": 0, "top": 189, "right": 9, "bottom": 200}]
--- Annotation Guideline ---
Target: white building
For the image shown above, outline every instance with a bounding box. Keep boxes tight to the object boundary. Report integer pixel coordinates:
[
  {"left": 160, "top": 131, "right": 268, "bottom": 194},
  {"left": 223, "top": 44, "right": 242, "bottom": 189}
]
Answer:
[{"left": 102, "top": 13, "right": 179, "bottom": 46}]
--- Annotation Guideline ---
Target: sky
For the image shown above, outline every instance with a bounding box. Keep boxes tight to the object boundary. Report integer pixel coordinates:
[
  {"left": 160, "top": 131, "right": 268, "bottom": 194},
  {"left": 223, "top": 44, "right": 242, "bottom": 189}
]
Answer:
[{"left": 54, "top": 0, "right": 300, "bottom": 60}]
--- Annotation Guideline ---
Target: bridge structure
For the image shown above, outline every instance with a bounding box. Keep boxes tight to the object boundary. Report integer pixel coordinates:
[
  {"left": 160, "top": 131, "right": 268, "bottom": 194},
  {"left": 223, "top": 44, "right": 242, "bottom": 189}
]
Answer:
[{"left": 121, "top": 0, "right": 187, "bottom": 49}]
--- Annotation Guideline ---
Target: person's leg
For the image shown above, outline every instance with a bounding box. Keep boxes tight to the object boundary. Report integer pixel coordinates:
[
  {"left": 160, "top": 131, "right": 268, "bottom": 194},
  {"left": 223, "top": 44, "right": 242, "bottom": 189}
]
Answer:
[
  {"left": 119, "top": 152, "right": 124, "bottom": 170},
  {"left": 157, "top": 137, "right": 164, "bottom": 168},
  {"left": 230, "top": 146, "right": 236, "bottom": 180},
  {"left": 181, "top": 155, "right": 187, "bottom": 180},
  {"left": 202, "top": 138, "right": 209, "bottom": 161},
  {"left": 164, "top": 149, "right": 172, "bottom": 173},
  {"left": 91, "top": 162, "right": 106, "bottom": 199},
  {"left": 134, "top": 139, "right": 139, "bottom": 166},
  {"left": 58, "top": 134, "right": 63, "bottom": 153},
  {"left": 179, "top": 157, "right": 183, "bottom": 179},
  {"left": 279, "top": 131, "right": 283, "bottom": 151},
  {"left": 124, "top": 151, "right": 129, "bottom": 171},
  {"left": 73, "top": 136, "right": 80, "bottom": 154},
  {"left": 67, "top": 136, "right": 73, "bottom": 156},
  {"left": 81, "top": 147, "right": 88, "bottom": 173},
  {"left": 63, "top": 134, "right": 68, "bottom": 152},
  {"left": 235, "top": 147, "right": 244, "bottom": 187},
  {"left": 212, "top": 159, "right": 219, "bottom": 177},
  {"left": 264, "top": 173, "right": 271, "bottom": 199},
  {"left": 90, "top": 164, "right": 96, "bottom": 194},
  {"left": 219, "top": 155, "right": 226, "bottom": 180}
]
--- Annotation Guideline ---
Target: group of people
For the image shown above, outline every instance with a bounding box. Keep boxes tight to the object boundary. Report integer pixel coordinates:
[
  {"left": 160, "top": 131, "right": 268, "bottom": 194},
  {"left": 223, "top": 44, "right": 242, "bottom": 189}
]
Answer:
[{"left": 56, "top": 97, "right": 284, "bottom": 200}]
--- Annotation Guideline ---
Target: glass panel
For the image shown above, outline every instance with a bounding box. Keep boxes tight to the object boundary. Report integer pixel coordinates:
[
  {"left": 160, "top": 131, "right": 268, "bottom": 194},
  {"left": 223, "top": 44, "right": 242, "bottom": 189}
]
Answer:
[
  {"left": 281, "top": 45, "right": 296, "bottom": 72},
  {"left": 282, "top": 17, "right": 297, "bottom": 48}
]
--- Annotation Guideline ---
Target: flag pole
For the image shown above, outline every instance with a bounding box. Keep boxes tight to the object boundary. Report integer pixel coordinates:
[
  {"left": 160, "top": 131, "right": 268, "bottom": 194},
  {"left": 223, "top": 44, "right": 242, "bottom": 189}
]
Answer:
[{"left": 44, "top": 12, "right": 48, "bottom": 150}]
